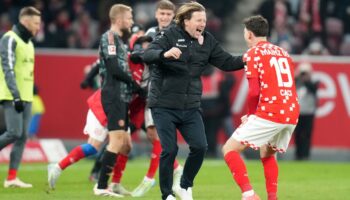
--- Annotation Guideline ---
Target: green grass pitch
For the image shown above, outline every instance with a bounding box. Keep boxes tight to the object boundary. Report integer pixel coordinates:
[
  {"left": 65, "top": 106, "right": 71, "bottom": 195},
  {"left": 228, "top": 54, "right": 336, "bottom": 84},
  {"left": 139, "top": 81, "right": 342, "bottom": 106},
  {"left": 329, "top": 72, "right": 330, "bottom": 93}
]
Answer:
[{"left": 1, "top": 159, "right": 349, "bottom": 199}]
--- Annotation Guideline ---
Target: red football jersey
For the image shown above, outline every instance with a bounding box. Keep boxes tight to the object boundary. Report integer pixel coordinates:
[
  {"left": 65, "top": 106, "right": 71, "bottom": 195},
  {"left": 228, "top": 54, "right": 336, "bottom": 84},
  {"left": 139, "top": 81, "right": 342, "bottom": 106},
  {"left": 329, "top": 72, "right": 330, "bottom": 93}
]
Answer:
[
  {"left": 243, "top": 41, "right": 300, "bottom": 124},
  {"left": 86, "top": 57, "right": 147, "bottom": 129},
  {"left": 87, "top": 89, "right": 107, "bottom": 126}
]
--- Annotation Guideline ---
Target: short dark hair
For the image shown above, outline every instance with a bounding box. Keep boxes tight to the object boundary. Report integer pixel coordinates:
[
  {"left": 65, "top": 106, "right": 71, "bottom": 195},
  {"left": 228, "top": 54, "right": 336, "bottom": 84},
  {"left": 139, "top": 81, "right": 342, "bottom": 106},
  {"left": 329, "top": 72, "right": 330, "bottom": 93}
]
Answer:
[
  {"left": 19, "top": 6, "right": 41, "bottom": 19},
  {"left": 243, "top": 15, "right": 269, "bottom": 37},
  {"left": 175, "top": 1, "right": 205, "bottom": 28},
  {"left": 156, "top": 0, "right": 176, "bottom": 11}
]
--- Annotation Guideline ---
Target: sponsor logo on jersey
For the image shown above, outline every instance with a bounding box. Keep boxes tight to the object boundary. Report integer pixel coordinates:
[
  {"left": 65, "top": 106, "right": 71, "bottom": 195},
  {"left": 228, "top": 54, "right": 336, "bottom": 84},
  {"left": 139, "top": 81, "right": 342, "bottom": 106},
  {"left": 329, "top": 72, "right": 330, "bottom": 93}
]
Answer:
[{"left": 108, "top": 45, "right": 116, "bottom": 55}]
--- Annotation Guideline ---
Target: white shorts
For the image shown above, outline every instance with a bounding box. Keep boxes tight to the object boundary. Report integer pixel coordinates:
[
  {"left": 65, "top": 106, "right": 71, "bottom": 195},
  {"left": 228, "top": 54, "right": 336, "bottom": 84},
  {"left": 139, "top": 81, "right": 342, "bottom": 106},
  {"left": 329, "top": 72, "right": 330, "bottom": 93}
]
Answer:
[
  {"left": 231, "top": 115, "right": 296, "bottom": 153},
  {"left": 144, "top": 107, "right": 155, "bottom": 128},
  {"left": 83, "top": 109, "right": 108, "bottom": 142}
]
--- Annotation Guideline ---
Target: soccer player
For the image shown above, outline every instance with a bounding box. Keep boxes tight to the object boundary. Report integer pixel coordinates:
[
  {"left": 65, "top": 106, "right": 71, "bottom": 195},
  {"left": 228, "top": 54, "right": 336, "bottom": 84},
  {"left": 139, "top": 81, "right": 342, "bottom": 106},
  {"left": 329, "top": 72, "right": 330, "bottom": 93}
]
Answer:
[
  {"left": 222, "top": 15, "right": 300, "bottom": 200},
  {"left": 0, "top": 7, "right": 41, "bottom": 188},
  {"left": 145, "top": 0, "right": 176, "bottom": 38},
  {"left": 132, "top": 0, "right": 184, "bottom": 197},
  {"left": 47, "top": 89, "right": 131, "bottom": 196},
  {"left": 144, "top": 2, "right": 244, "bottom": 200},
  {"left": 93, "top": 4, "right": 138, "bottom": 197}
]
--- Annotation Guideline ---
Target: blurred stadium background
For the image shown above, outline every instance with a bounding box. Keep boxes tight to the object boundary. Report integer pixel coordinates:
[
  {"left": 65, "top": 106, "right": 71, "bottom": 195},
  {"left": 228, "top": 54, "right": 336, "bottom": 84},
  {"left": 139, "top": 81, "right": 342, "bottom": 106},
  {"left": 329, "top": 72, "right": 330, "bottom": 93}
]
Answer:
[{"left": 0, "top": 0, "right": 350, "bottom": 166}]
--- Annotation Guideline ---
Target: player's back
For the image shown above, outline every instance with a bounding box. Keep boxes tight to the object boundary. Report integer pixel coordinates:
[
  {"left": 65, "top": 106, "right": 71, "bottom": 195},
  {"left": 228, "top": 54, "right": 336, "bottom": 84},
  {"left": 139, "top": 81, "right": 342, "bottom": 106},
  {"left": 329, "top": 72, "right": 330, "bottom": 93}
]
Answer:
[{"left": 244, "top": 41, "right": 299, "bottom": 124}]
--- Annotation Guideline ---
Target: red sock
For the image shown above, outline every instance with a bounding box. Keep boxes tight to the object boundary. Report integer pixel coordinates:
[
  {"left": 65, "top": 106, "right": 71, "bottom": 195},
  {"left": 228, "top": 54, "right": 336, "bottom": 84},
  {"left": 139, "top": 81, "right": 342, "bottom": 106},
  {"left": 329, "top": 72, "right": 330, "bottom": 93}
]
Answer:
[
  {"left": 174, "top": 159, "right": 179, "bottom": 169},
  {"left": 146, "top": 140, "right": 161, "bottom": 179},
  {"left": 58, "top": 146, "right": 85, "bottom": 170},
  {"left": 224, "top": 150, "right": 252, "bottom": 192},
  {"left": 261, "top": 156, "right": 278, "bottom": 199},
  {"left": 7, "top": 169, "right": 17, "bottom": 180},
  {"left": 112, "top": 154, "right": 128, "bottom": 183}
]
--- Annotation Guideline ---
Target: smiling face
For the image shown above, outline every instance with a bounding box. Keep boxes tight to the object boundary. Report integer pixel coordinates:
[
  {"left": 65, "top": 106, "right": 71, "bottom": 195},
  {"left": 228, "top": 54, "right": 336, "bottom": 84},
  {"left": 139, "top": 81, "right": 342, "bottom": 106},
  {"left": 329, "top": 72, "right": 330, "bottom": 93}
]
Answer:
[
  {"left": 184, "top": 11, "right": 206, "bottom": 39},
  {"left": 155, "top": 8, "right": 174, "bottom": 29}
]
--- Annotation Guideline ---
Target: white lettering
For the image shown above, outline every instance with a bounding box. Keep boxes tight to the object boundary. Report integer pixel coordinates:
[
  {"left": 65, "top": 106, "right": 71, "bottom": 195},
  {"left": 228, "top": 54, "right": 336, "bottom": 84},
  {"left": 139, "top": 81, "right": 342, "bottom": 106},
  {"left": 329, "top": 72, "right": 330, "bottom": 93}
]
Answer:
[
  {"left": 313, "top": 72, "right": 336, "bottom": 117},
  {"left": 230, "top": 70, "right": 348, "bottom": 119},
  {"left": 280, "top": 89, "right": 293, "bottom": 96},
  {"left": 338, "top": 73, "right": 350, "bottom": 117},
  {"left": 260, "top": 49, "right": 282, "bottom": 56}
]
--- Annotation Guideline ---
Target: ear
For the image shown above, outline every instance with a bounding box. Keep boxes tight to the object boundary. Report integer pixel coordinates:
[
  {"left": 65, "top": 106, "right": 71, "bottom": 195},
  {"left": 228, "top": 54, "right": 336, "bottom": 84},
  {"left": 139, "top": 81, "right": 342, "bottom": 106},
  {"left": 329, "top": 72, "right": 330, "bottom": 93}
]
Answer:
[
  {"left": 248, "top": 30, "right": 254, "bottom": 40},
  {"left": 184, "top": 19, "right": 190, "bottom": 27}
]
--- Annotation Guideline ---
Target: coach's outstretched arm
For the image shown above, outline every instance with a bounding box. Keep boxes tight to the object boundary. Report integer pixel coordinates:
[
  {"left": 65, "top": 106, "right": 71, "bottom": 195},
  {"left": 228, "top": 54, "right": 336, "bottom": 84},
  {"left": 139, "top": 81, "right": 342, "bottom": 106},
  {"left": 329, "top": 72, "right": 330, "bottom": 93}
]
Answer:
[
  {"left": 143, "top": 33, "right": 170, "bottom": 65},
  {"left": 208, "top": 35, "right": 244, "bottom": 71}
]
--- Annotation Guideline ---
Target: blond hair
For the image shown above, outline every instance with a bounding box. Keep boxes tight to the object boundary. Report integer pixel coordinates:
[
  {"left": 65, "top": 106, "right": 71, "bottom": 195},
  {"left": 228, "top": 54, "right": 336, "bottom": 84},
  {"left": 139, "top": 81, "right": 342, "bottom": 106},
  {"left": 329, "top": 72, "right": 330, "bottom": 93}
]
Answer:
[
  {"left": 109, "top": 4, "right": 132, "bottom": 21},
  {"left": 175, "top": 1, "right": 205, "bottom": 28},
  {"left": 19, "top": 6, "right": 41, "bottom": 19}
]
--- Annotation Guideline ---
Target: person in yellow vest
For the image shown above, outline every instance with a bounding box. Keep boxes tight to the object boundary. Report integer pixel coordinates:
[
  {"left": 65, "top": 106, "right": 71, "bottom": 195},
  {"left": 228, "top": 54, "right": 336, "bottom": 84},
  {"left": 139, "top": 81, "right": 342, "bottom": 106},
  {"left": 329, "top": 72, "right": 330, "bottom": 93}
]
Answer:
[{"left": 0, "top": 7, "right": 41, "bottom": 188}]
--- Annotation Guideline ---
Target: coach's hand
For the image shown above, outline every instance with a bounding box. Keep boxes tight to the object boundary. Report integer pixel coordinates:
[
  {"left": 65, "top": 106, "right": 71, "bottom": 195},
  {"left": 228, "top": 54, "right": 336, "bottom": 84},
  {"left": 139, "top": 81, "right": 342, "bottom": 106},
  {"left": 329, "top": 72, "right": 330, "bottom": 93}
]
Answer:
[
  {"left": 164, "top": 47, "right": 182, "bottom": 59},
  {"left": 13, "top": 98, "right": 24, "bottom": 113}
]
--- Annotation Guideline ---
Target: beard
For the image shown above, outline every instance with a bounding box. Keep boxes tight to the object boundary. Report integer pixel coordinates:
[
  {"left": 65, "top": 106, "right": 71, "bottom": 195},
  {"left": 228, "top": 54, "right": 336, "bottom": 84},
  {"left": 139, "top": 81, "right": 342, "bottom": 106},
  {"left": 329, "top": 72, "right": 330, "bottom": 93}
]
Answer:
[{"left": 121, "top": 28, "right": 131, "bottom": 43}]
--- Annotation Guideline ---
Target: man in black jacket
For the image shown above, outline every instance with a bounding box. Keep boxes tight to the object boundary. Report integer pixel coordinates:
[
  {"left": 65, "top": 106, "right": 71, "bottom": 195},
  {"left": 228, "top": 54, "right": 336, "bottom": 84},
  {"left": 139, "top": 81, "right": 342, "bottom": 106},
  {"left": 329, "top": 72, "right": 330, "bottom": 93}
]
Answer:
[{"left": 144, "top": 2, "right": 244, "bottom": 200}]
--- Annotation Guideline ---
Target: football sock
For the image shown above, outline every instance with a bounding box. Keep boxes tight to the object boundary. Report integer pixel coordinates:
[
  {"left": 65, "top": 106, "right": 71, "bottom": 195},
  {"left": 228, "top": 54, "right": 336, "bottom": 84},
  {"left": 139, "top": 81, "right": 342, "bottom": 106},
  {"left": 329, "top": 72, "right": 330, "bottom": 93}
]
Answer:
[
  {"left": 224, "top": 150, "right": 252, "bottom": 192},
  {"left": 59, "top": 144, "right": 97, "bottom": 170},
  {"left": 7, "top": 168, "right": 17, "bottom": 180},
  {"left": 98, "top": 150, "right": 117, "bottom": 189},
  {"left": 242, "top": 190, "right": 255, "bottom": 197},
  {"left": 261, "top": 156, "right": 278, "bottom": 198},
  {"left": 112, "top": 154, "right": 128, "bottom": 183},
  {"left": 146, "top": 139, "right": 161, "bottom": 179}
]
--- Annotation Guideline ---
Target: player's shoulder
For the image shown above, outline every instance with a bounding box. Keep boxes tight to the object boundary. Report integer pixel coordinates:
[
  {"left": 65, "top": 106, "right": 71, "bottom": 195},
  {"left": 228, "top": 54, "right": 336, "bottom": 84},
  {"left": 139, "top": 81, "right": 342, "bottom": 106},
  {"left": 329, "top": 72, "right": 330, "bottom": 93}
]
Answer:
[
  {"left": 100, "top": 31, "right": 119, "bottom": 56},
  {"left": 258, "top": 42, "right": 291, "bottom": 58},
  {"left": 0, "top": 33, "right": 16, "bottom": 46},
  {"left": 243, "top": 46, "right": 260, "bottom": 62},
  {"left": 145, "top": 26, "right": 158, "bottom": 36},
  {"left": 153, "top": 25, "right": 178, "bottom": 41}
]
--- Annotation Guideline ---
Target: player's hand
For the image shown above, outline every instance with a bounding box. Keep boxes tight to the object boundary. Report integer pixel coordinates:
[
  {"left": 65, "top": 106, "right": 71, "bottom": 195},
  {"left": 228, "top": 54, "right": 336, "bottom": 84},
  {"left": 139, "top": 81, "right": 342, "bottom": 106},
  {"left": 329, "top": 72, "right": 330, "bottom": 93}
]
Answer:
[
  {"left": 130, "top": 81, "right": 147, "bottom": 98},
  {"left": 131, "top": 81, "right": 141, "bottom": 93},
  {"left": 13, "top": 98, "right": 24, "bottom": 113},
  {"left": 164, "top": 47, "right": 182, "bottom": 59},
  {"left": 80, "top": 80, "right": 89, "bottom": 89},
  {"left": 130, "top": 50, "right": 144, "bottom": 64},
  {"left": 137, "top": 88, "right": 148, "bottom": 99},
  {"left": 241, "top": 114, "right": 248, "bottom": 124}
]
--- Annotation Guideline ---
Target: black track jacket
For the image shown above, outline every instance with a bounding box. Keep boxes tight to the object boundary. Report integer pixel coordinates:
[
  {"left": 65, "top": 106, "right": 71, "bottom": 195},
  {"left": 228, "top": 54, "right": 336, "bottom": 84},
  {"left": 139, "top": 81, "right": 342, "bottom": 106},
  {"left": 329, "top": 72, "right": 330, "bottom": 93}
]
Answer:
[{"left": 144, "top": 25, "right": 244, "bottom": 109}]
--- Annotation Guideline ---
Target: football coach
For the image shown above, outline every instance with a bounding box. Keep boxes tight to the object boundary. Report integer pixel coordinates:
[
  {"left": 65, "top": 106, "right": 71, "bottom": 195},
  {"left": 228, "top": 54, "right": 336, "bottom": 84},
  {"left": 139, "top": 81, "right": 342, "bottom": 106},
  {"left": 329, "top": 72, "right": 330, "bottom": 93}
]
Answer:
[{"left": 144, "top": 2, "right": 244, "bottom": 200}]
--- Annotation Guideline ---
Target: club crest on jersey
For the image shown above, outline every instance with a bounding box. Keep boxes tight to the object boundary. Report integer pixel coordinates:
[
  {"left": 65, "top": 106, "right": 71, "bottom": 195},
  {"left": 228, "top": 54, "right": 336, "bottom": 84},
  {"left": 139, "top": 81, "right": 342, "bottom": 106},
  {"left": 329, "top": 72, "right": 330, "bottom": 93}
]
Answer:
[{"left": 108, "top": 45, "right": 116, "bottom": 55}]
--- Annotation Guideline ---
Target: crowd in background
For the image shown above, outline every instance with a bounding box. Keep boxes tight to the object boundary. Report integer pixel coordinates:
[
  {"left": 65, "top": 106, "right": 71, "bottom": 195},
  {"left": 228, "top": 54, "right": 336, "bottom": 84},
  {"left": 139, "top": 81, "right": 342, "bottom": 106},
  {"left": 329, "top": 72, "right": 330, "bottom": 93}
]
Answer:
[
  {"left": 1, "top": 0, "right": 349, "bottom": 55},
  {"left": 255, "top": 0, "right": 350, "bottom": 56},
  {"left": 0, "top": 0, "right": 236, "bottom": 48}
]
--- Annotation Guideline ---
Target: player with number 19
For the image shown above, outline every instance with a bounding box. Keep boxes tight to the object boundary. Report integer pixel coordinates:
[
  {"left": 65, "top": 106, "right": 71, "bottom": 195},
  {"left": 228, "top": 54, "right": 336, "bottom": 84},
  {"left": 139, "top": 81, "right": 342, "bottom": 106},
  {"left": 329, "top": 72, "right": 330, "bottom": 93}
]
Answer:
[{"left": 222, "top": 15, "right": 299, "bottom": 200}]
